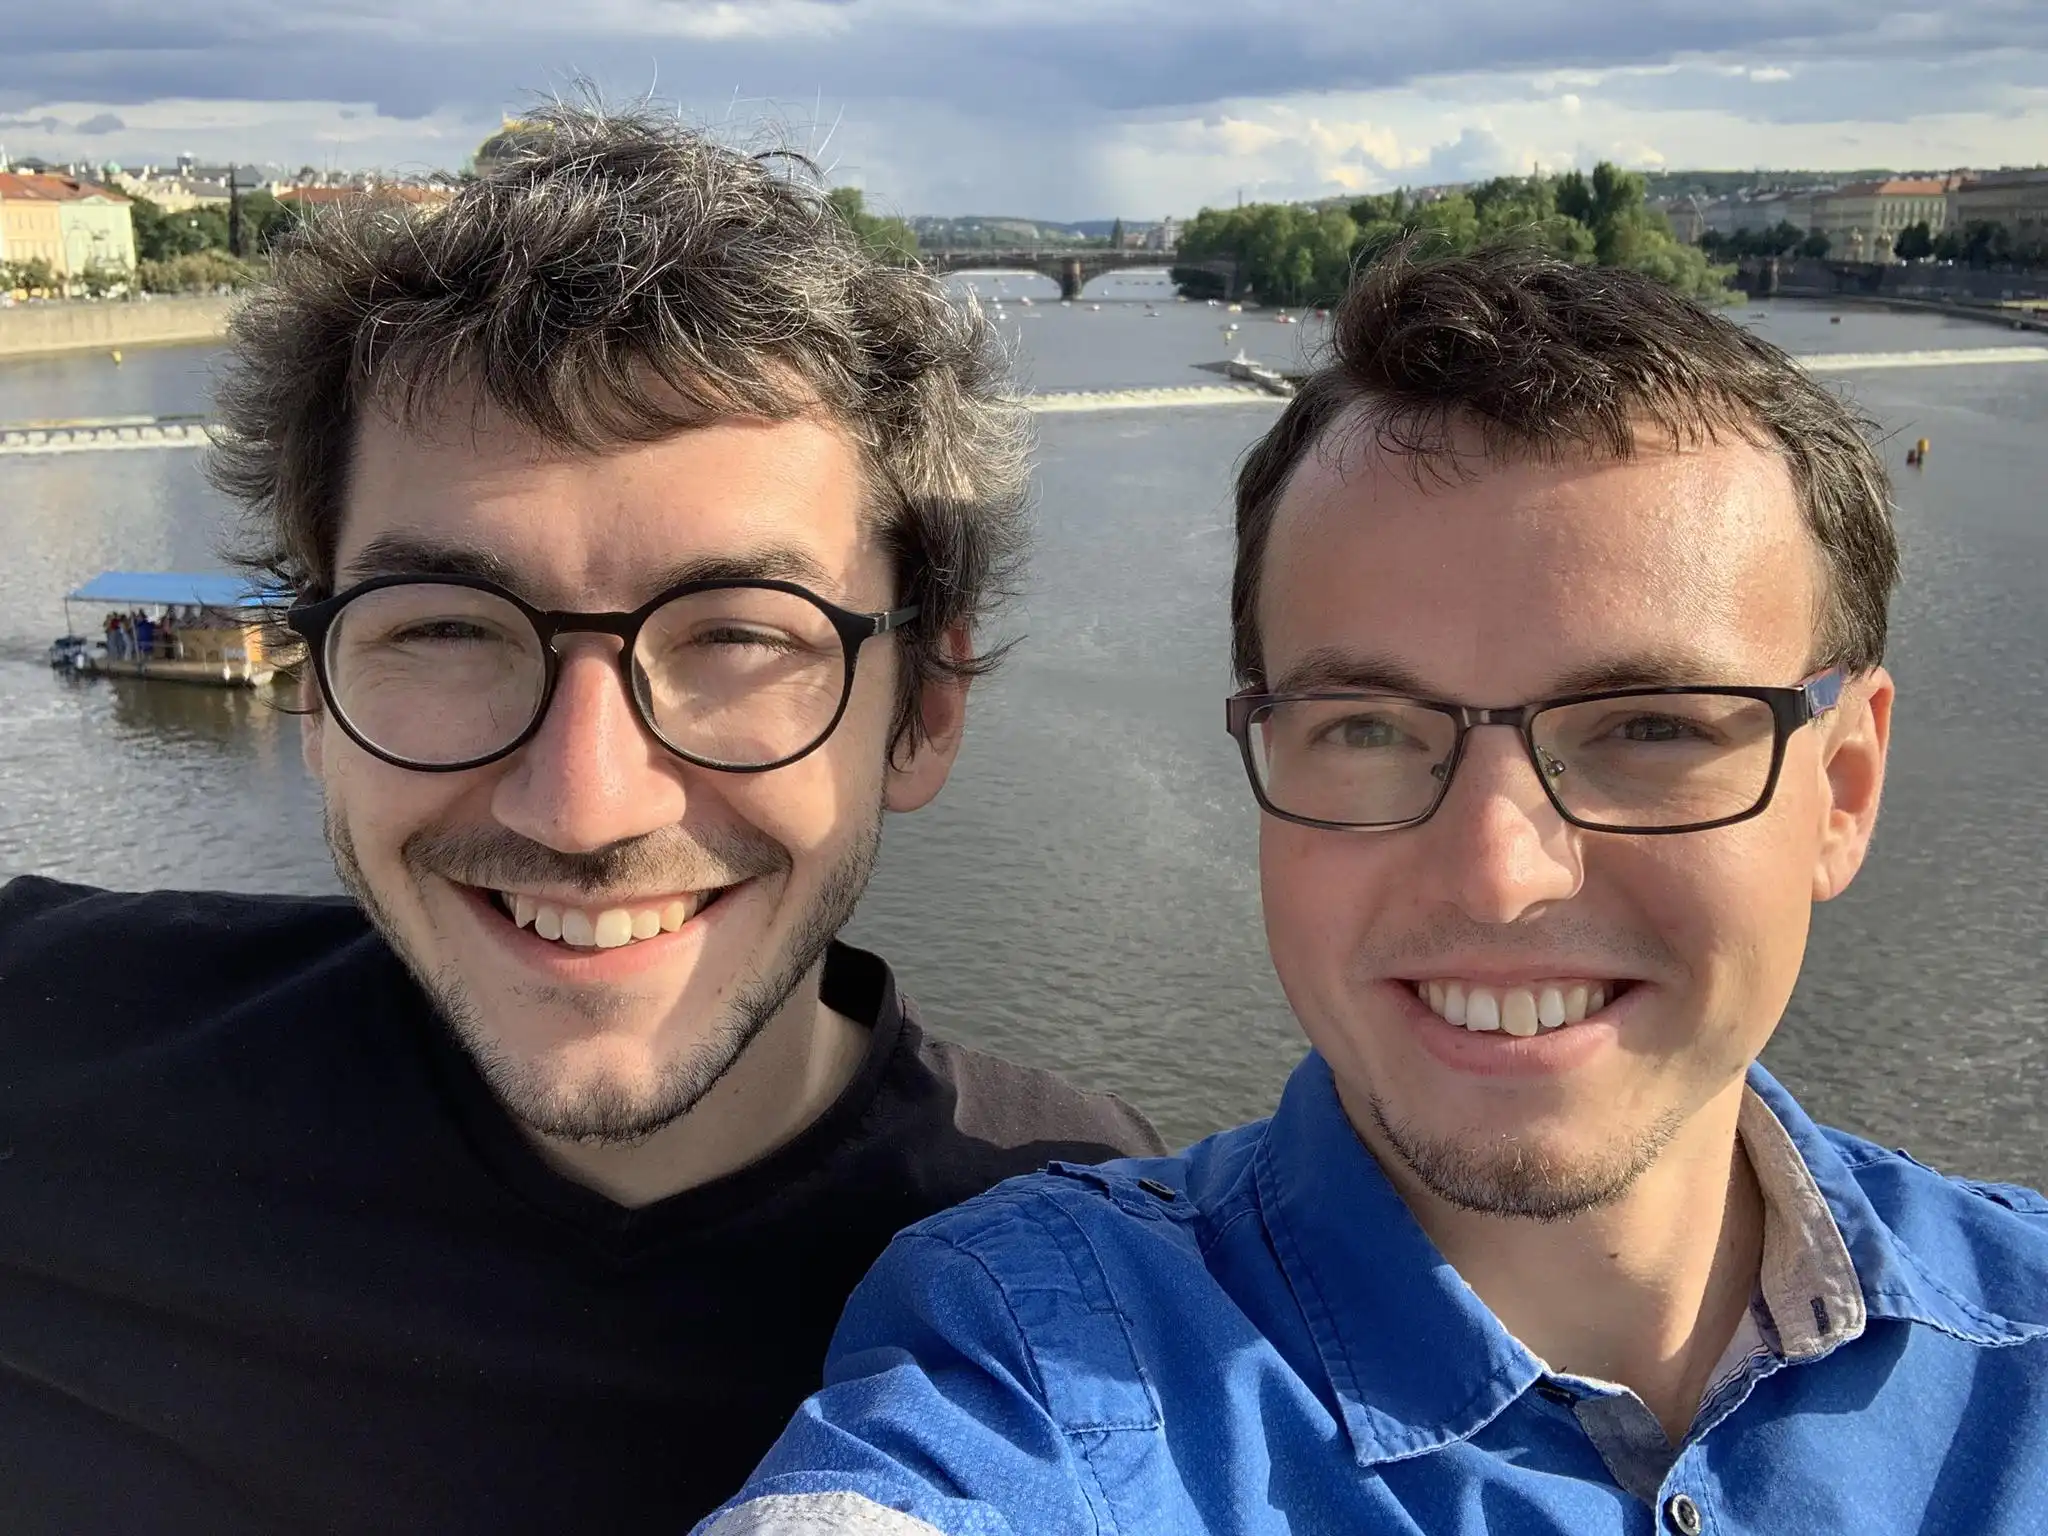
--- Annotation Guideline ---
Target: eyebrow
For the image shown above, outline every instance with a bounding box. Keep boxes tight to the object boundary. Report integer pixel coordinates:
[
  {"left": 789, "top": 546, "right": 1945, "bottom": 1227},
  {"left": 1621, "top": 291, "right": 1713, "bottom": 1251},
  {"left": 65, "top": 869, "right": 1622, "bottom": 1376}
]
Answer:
[
  {"left": 337, "top": 534, "right": 838, "bottom": 606},
  {"left": 1267, "top": 646, "right": 1750, "bottom": 701}
]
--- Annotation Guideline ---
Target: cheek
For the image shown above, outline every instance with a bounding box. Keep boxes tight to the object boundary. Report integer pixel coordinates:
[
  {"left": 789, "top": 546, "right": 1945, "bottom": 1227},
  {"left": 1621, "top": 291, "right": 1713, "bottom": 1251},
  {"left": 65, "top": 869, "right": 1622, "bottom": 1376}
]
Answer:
[
  {"left": 318, "top": 739, "right": 471, "bottom": 877},
  {"left": 1259, "top": 825, "right": 1383, "bottom": 987}
]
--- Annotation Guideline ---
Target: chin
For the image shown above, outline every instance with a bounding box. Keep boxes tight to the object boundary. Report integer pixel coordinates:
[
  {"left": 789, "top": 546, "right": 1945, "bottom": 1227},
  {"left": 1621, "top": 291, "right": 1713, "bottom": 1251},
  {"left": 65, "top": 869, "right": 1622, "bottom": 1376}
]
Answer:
[{"left": 1372, "top": 1098, "right": 1685, "bottom": 1222}]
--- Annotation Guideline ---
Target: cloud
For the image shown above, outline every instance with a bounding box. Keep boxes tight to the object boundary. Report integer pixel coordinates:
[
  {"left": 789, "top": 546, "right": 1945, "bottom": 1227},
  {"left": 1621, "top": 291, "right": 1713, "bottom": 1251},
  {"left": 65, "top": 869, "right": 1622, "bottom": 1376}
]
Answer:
[{"left": 0, "top": 0, "right": 2044, "bottom": 215}]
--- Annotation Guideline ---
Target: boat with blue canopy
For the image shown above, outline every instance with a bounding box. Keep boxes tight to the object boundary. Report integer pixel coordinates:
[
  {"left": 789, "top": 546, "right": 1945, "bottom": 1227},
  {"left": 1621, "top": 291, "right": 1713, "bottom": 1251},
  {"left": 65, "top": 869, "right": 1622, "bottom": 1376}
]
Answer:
[{"left": 49, "top": 571, "right": 283, "bottom": 688}]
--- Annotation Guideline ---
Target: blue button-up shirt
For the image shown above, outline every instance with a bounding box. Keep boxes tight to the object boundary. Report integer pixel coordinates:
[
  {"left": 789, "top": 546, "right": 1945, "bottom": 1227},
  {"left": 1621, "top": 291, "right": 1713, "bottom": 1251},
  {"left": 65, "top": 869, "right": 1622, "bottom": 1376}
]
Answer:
[{"left": 700, "top": 1058, "right": 2048, "bottom": 1535}]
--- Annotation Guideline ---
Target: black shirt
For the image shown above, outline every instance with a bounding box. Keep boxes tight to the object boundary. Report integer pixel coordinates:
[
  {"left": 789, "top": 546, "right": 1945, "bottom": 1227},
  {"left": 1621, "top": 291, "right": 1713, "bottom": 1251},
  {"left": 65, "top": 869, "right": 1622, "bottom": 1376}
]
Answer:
[{"left": 0, "top": 876, "right": 1163, "bottom": 1534}]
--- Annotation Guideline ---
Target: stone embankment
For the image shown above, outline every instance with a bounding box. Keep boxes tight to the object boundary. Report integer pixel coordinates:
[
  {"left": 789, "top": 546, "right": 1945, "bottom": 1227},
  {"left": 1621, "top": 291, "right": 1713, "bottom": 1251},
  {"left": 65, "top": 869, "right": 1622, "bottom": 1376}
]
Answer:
[{"left": 0, "top": 296, "right": 237, "bottom": 360}]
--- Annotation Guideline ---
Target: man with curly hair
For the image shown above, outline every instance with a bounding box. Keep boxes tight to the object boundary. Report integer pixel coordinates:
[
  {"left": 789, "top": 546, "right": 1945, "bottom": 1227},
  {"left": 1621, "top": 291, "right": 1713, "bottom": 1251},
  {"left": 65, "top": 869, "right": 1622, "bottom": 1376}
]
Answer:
[{"left": 0, "top": 107, "right": 1158, "bottom": 1533}]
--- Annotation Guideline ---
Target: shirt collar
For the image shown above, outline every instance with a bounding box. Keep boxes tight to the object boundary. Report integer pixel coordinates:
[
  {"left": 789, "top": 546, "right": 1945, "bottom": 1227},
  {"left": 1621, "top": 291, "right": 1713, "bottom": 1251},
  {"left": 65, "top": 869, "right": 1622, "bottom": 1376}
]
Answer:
[
  {"left": 1253, "top": 1055, "right": 1544, "bottom": 1466},
  {"left": 1744, "top": 1065, "right": 2046, "bottom": 1348},
  {"left": 1253, "top": 1053, "right": 2042, "bottom": 1470},
  {"left": 1736, "top": 1083, "right": 1865, "bottom": 1360}
]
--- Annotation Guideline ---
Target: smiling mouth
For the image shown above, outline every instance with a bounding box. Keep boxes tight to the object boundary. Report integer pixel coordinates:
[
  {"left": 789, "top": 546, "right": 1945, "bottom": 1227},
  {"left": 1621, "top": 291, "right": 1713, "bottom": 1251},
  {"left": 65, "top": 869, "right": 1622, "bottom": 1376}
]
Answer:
[
  {"left": 1409, "top": 978, "right": 1639, "bottom": 1036},
  {"left": 479, "top": 885, "right": 734, "bottom": 951}
]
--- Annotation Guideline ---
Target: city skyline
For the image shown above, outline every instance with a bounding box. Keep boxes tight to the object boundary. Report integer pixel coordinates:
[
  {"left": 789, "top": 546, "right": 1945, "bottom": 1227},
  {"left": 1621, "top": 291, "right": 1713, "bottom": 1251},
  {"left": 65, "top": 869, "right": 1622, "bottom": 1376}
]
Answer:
[{"left": 4, "top": 1, "right": 2047, "bottom": 222}]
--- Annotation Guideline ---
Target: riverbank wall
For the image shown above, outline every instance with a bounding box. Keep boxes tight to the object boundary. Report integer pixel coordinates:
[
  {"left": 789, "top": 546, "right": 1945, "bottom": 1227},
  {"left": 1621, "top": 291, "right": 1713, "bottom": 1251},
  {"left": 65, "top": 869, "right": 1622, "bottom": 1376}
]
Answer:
[{"left": 0, "top": 297, "right": 237, "bottom": 360}]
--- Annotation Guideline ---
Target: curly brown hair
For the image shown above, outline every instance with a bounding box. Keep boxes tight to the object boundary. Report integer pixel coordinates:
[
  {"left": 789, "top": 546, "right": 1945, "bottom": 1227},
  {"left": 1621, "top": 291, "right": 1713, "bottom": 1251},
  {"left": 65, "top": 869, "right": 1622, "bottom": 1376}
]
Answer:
[
  {"left": 1232, "top": 243, "right": 1899, "bottom": 687},
  {"left": 211, "top": 102, "right": 1029, "bottom": 751}
]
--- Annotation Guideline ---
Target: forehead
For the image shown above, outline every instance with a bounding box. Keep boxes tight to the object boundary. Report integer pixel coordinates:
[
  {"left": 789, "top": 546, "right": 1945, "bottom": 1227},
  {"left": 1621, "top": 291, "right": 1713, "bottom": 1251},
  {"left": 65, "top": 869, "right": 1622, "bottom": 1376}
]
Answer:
[
  {"left": 1258, "top": 421, "right": 1822, "bottom": 699},
  {"left": 334, "top": 394, "right": 878, "bottom": 607}
]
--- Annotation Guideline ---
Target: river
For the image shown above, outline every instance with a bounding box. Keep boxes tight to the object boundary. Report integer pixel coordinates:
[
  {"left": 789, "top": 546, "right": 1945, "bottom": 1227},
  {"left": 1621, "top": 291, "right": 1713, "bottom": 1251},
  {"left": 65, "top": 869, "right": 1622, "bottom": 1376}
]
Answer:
[{"left": 1, "top": 275, "right": 2042, "bottom": 1183}]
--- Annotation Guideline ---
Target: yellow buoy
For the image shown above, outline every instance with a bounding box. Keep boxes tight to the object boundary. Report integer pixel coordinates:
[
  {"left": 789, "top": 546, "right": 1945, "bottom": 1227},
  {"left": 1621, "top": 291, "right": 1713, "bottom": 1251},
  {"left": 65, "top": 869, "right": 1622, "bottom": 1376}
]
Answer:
[{"left": 109, "top": 349, "right": 123, "bottom": 364}]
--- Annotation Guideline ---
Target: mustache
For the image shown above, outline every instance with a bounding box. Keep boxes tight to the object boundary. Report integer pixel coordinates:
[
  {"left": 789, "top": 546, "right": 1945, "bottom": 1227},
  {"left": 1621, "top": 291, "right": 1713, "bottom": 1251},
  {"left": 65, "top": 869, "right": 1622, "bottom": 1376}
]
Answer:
[
  {"left": 400, "top": 822, "right": 788, "bottom": 898},
  {"left": 1356, "top": 912, "right": 1683, "bottom": 979}
]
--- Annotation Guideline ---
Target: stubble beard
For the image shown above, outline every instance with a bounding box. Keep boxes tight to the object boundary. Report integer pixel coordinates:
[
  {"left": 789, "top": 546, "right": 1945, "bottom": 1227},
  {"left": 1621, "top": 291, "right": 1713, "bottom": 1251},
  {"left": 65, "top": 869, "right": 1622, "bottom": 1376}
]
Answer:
[
  {"left": 326, "top": 802, "right": 884, "bottom": 1147},
  {"left": 1365, "top": 1092, "right": 1685, "bottom": 1222}
]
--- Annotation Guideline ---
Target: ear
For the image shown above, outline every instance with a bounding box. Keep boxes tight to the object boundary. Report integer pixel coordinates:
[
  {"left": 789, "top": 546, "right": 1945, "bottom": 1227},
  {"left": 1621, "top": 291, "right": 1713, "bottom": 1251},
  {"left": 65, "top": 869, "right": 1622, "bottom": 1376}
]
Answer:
[
  {"left": 1812, "top": 666, "right": 1893, "bottom": 902},
  {"left": 885, "top": 627, "right": 972, "bottom": 814}
]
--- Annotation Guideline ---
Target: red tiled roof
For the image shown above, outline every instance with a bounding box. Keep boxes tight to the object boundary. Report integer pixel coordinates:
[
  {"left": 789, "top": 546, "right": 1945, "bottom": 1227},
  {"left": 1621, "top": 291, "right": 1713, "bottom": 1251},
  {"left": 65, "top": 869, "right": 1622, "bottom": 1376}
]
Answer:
[{"left": 0, "top": 171, "right": 129, "bottom": 204}]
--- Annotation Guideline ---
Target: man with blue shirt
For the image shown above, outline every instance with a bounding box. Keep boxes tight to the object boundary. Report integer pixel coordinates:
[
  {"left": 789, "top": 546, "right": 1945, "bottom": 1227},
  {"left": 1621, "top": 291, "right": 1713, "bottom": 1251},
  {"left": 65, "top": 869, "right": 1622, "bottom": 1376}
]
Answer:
[{"left": 699, "top": 247, "right": 2048, "bottom": 1535}]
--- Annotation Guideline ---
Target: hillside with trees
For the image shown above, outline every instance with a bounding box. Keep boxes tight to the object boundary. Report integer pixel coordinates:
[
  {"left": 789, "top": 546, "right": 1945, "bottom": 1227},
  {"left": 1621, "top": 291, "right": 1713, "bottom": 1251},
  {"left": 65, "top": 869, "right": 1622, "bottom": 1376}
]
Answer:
[{"left": 1174, "top": 163, "right": 1731, "bottom": 307}]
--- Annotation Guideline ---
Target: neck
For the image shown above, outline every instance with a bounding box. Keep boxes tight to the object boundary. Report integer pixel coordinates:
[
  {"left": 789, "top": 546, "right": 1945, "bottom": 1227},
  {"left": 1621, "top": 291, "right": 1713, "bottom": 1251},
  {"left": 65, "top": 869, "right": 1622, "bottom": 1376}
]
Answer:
[
  {"left": 522, "top": 964, "right": 872, "bottom": 1209},
  {"left": 1355, "top": 1077, "right": 1764, "bottom": 1446}
]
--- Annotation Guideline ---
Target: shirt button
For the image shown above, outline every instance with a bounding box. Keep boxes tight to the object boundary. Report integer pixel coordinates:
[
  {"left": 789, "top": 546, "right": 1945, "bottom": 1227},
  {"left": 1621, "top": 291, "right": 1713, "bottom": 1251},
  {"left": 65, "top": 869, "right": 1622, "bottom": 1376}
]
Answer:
[{"left": 1664, "top": 1493, "right": 1703, "bottom": 1535}]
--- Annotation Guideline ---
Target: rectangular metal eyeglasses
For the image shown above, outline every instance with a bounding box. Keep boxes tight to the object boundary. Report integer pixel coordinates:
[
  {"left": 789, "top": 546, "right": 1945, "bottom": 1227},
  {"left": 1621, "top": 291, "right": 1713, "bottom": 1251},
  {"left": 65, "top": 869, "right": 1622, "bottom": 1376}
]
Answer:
[
  {"left": 287, "top": 574, "right": 919, "bottom": 774},
  {"left": 1226, "top": 669, "right": 1846, "bottom": 835}
]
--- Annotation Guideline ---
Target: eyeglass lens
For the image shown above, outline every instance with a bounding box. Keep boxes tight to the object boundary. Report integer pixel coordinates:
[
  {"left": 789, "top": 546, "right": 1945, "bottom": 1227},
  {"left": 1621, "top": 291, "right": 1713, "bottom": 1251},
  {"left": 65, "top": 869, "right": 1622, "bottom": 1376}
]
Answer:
[
  {"left": 322, "top": 582, "right": 852, "bottom": 769},
  {"left": 1246, "top": 692, "right": 1783, "bottom": 829}
]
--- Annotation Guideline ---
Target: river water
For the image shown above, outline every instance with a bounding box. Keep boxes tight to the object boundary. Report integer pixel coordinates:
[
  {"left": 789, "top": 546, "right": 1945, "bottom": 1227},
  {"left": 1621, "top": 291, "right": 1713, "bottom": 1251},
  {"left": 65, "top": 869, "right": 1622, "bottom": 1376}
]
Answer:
[{"left": 1, "top": 276, "right": 2042, "bottom": 1184}]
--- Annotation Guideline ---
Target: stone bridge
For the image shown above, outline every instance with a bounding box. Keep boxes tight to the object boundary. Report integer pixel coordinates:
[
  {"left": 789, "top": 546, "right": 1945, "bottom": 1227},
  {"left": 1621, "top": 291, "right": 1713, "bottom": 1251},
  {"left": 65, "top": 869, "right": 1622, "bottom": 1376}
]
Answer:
[{"left": 921, "top": 248, "right": 1179, "bottom": 301}]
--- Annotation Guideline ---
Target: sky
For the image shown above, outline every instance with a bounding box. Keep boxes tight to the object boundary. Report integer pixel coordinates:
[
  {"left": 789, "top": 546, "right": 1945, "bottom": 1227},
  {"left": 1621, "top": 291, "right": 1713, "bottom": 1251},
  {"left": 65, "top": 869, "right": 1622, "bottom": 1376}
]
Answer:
[{"left": 3, "top": 1, "right": 2046, "bottom": 220}]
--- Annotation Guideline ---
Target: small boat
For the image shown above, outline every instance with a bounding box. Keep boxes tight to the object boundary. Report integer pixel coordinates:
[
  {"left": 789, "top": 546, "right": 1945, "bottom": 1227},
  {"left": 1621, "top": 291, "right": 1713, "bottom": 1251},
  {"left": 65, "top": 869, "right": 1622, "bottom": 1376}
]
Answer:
[{"left": 51, "top": 570, "right": 282, "bottom": 688}]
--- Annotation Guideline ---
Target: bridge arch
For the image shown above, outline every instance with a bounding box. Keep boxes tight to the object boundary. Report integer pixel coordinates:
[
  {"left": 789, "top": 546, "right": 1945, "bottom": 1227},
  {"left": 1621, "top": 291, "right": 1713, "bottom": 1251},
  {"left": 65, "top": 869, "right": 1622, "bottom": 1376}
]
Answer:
[{"left": 924, "top": 248, "right": 1174, "bottom": 301}]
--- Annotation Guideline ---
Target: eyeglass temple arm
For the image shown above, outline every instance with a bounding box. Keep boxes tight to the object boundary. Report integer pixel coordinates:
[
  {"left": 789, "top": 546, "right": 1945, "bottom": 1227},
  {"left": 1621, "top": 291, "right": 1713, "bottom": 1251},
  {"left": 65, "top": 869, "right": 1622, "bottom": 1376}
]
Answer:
[
  {"left": 1803, "top": 667, "right": 1848, "bottom": 718},
  {"left": 869, "top": 604, "right": 921, "bottom": 637}
]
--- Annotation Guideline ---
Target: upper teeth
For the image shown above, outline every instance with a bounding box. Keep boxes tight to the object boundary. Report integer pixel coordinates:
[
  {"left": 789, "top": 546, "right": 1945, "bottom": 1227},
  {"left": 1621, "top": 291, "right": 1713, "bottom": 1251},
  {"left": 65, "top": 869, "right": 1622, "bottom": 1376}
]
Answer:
[
  {"left": 504, "top": 891, "right": 705, "bottom": 949},
  {"left": 1416, "top": 980, "right": 1610, "bottom": 1035}
]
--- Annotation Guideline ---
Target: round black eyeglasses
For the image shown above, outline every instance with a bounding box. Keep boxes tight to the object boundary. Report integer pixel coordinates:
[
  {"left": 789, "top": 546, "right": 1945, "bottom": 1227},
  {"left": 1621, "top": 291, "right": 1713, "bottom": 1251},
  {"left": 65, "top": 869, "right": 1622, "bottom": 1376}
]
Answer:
[
  {"left": 1225, "top": 670, "right": 1846, "bottom": 835},
  {"left": 286, "top": 574, "right": 919, "bottom": 774}
]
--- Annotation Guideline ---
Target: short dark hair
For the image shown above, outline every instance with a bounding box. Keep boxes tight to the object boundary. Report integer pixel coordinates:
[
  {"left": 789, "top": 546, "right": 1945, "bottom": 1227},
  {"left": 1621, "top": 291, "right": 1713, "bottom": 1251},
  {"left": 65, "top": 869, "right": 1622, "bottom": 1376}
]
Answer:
[
  {"left": 1231, "top": 243, "right": 1899, "bottom": 686},
  {"left": 212, "top": 102, "right": 1028, "bottom": 751}
]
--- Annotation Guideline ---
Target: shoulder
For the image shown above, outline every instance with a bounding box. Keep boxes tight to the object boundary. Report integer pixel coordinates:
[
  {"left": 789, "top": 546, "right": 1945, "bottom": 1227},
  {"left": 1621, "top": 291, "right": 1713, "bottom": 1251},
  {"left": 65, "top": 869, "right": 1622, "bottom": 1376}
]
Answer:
[
  {"left": 1821, "top": 1125, "right": 2048, "bottom": 1324},
  {"left": 0, "top": 874, "right": 379, "bottom": 1046},
  {"left": 902, "top": 1116, "right": 1270, "bottom": 1293},
  {"left": 917, "top": 1035, "right": 1168, "bottom": 1163}
]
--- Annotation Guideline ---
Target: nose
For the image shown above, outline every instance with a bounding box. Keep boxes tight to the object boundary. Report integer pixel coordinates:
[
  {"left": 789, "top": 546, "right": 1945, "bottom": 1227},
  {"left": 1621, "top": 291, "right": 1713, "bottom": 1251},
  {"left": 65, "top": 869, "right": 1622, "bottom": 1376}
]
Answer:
[
  {"left": 1418, "top": 725, "right": 1583, "bottom": 924},
  {"left": 489, "top": 635, "right": 690, "bottom": 852}
]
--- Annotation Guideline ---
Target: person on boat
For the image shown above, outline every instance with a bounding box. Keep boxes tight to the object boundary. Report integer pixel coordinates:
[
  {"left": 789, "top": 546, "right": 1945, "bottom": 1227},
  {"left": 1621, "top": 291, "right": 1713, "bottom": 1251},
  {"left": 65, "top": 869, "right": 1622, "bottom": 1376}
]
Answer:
[
  {"left": 102, "top": 610, "right": 122, "bottom": 658},
  {"left": 133, "top": 609, "right": 155, "bottom": 659},
  {"left": 0, "top": 103, "right": 1160, "bottom": 1534},
  {"left": 699, "top": 247, "right": 2048, "bottom": 1536}
]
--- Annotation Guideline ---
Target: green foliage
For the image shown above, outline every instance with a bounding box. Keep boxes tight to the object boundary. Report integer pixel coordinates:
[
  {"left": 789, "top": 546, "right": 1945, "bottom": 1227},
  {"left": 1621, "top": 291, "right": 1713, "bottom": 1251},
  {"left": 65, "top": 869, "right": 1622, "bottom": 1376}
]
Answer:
[
  {"left": 1178, "top": 162, "right": 1732, "bottom": 308},
  {"left": 1109, "top": 217, "right": 1125, "bottom": 249},
  {"left": 0, "top": 256, "right": 61, "bottom": 296},
  {"left": 1799, "top": 230, "right": 1831, "bottom": 259},
  {"left": 826, "top": 187, "right": 919, "bottom": 265},
  {"left": 1176, "top": 202, "right": 1361, "bottom": 307},
  {"left": 1700, "top": 221, "right": 1807, "bottom": 260},
  {"left": 136, "top": 250, "right": 264, "bottom": 294},
  {"left": 131, "top": 191, "right": 299, "bottom": 263},
  {"left": 1930, "top": 220, "right": 2048, "bottom": 270},
  {"left": 1892, "top": 221, "right": 1934, "bottom": 262}
]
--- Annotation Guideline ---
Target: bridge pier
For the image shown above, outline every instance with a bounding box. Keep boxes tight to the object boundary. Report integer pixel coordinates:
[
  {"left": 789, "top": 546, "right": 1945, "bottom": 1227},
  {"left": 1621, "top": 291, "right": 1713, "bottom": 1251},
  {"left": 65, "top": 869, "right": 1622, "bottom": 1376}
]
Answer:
[{"left": 1058, "top": 258, "right": 1085, "bottom": 302}]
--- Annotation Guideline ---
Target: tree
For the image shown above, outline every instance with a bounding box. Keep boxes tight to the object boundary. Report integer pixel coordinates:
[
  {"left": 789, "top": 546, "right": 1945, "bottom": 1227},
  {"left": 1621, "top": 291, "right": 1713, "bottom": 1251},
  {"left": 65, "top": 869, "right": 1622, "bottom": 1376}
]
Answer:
[
  {"left": 1, "top": 256, "right": 60, "bottom": 296},
  {"left": 1180, "top": 161, "right": 1734, "bottom": 308},
  {"left": 1799, "top": 230, "right": 1831, "bottom": 259},
  {"left": 1893, "top": 221, "right": 1934, "bottom": 262},
  {"left": 825, "top": 187, "right": 919, "bottom": 266},
  {"left": 1110, "top": 217, "right": 1125, "bottom": 250}
]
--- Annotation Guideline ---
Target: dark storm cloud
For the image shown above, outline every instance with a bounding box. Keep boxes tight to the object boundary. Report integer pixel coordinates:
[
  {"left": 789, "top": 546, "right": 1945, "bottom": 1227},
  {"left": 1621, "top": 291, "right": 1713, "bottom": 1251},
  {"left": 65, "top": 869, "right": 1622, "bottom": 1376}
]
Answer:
[{"left": 3, "top": 0, "right": 2044, "bottom": 126}]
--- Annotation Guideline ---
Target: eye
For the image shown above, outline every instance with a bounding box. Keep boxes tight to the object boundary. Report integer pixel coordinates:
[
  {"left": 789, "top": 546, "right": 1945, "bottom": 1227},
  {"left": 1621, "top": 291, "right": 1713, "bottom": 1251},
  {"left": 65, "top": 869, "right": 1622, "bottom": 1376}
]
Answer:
[
  {"left": 388, "top": 619, "right": 501, "bottom": 644},
  {"left": 1611, "top": 712, "right": 1714, "bottom": 744},
  {"left": 690, "top": 625, "right": 803, "bottom": 653},
  {"left": 1313, "top": 713, "right": 1409, "bottom": 749}
]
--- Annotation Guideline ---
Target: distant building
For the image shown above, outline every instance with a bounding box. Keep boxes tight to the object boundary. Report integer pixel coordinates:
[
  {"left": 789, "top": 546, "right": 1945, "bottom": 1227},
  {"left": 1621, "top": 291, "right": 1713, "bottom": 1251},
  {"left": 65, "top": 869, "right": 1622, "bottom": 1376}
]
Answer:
[
  {"left": 109, "top": 172, "right": 228, "bottom": 213},
  {"left": 1656, "top": 196, "right": 1708, "bottom": 244},
  {"left": 1949, "top": 168, "right": 2048, "bottom": 242},
  {"left": 278, "top": 184, "right": 453, "bottom": 213},
  {"left": 1810, "top": 178, "right": 1949, "bottom": 263},
  {"left": 0, "top": 173, "right": 66, "bottom": 272},
  {"left": 1144, "top": 216, "right": 1179, "bottom": 253},
  {"left": 0, "top": 172, "right": 136, "bottom": 282}
]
